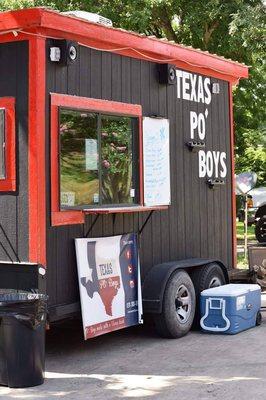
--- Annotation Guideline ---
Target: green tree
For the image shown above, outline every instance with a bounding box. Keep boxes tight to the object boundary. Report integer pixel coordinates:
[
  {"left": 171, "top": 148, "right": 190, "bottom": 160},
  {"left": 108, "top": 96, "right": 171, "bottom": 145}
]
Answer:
[
  {"left": 0, "top": 0, "right": 35, "bottom": 10},
  {"left": 1, "top": 0, "right": 265, "bottom": 184},
  {"left": 229, "top": 4, "right": 266, "bottom": 184}
]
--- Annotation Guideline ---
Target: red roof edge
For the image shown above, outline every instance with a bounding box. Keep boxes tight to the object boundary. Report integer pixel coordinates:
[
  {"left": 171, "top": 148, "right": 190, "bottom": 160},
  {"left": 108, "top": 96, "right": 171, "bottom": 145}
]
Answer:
[
  {"left": 0, "top": 7, "right": 43, "bottom": 30},
  {"left": 0, "top": 7, "right": 248, "bottom": 83}
]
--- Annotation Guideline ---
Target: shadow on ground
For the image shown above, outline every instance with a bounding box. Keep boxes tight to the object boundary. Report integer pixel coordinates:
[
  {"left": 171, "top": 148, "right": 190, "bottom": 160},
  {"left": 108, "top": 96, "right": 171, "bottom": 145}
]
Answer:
[{"left": 1, "top": 314, "right": 266, "bottom": 399}]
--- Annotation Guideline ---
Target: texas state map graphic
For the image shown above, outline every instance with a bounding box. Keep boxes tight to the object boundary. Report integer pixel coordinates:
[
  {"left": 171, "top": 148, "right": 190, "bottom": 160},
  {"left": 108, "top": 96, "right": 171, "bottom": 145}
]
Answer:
[{"left": 80, "top": 241, "right": 120, "bottom": 316}]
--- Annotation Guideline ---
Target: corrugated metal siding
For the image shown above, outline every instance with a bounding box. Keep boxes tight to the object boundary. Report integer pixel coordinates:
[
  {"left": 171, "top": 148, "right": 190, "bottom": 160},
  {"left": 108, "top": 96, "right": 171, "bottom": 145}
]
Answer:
[{"left": 46, "top": 45, "right": 232, "bottom": 307}]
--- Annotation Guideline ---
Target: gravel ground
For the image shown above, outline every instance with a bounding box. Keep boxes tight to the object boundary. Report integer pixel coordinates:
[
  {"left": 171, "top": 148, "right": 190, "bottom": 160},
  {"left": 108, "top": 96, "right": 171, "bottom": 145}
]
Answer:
[{"left": 1, "top": 308, "right": 266, "bottom": 400}]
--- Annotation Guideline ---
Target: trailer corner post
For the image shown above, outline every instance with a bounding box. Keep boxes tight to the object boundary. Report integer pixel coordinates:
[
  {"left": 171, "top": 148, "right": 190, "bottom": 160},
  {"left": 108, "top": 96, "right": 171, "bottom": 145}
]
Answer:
[
  {"left": 28, "top": 36, "right": 47, "bottom": 267},
  {"left": 229, "top": 82, "right": 237, "bottom": 269}
]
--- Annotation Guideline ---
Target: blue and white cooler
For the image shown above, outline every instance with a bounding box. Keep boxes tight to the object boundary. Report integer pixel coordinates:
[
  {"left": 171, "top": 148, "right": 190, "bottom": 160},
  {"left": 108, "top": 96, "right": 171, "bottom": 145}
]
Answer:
[{"left": 200, "top": 284, "right": 261, "bottom": 334}]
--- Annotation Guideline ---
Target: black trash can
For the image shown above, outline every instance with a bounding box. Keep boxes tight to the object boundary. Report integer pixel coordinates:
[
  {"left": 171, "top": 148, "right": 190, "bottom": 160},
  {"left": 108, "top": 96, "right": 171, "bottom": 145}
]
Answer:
[{"left": 0, "top": 290, "right": 48, "bottom": 388}]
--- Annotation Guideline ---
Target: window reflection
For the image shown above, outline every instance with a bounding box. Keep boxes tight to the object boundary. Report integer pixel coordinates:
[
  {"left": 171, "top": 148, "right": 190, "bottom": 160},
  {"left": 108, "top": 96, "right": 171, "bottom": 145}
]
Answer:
[
  {"left": 60, "top": 110, "right": 99, "bottom": 207},
  {"left": 101, "top": 115, "right": 133, "bottom": 204},
  {"left": 59, "top": 109, "right": 137, "bottom": 209}
]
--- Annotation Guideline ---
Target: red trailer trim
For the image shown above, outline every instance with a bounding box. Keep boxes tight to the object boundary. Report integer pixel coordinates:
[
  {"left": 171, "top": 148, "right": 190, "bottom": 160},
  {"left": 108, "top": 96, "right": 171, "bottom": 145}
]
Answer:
[
  {"left": 50, "top": 93, "right": 145, "bottom": 226},
  {"left": 28, "top": 37, "right": 46, "bottom": 266},
  {"left": 0, "top": 97, "right": 16, "bottom": 192},
  {"left": 50, "top": 99, "right": 84, "bottom": 227},
  {"left": 51, "top": 94, "right": 142, "bottom": 115},
  {"left": 40, "top": 8, "right": 248, "bottom": 83},
  {"left": 0, "top": 8, "right": 248, "bottom": 84},
  {"left": 0, "top": 33, "right": 47, "bottom": 266},
  {"left": 0, "top": 8, "right": 42, "bottom": 31}
]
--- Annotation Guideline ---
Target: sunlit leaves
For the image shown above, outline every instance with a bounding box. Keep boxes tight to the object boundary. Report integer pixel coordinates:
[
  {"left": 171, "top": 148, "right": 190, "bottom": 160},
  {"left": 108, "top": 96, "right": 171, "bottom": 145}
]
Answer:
[{"left": 2, "top": 0, "right": 265, "bottom": 184}]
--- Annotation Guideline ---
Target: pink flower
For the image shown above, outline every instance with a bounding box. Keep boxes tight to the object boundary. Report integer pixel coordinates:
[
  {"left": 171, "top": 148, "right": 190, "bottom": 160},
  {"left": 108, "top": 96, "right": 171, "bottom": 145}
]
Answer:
[
  {"left": 116, "top": 146, "right": 127, "bottom": 152},
  {"left": 102, "top": 160, "right": 110, "bottom": 168},
  {"left": 60, "top": 124, "right": 68, "bottom": 133}
]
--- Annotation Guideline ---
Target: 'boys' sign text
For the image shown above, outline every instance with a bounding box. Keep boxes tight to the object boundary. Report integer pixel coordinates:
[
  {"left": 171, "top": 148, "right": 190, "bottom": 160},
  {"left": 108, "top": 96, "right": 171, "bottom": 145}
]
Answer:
[{"left": 176, "top": 70, "right": 227, "bottom": 180}]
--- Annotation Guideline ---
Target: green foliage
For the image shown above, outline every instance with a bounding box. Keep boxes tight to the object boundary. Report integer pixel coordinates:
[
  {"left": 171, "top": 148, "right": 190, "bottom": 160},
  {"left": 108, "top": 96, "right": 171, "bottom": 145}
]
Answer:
[
  {"left": 236, "top": 221, "right": 255, "bottom": 240},
  {"left": 230, "top": 3, "right": 266, "bottom": 184},
  {"left": 0, "top": 0, "right": 35, "bottom": 10},
  {"left": 235, "top": 128, "right": 266, "bottom": 183},
  {"left": 2, "top": 0, "right": 265, "bottom": 185}
]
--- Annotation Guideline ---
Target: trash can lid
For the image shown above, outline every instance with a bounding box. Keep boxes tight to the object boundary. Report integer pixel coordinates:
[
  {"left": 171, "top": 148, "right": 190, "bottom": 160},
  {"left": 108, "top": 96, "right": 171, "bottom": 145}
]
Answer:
[{"left": 0, "top": 289, "right": 48, "bottom": 302}]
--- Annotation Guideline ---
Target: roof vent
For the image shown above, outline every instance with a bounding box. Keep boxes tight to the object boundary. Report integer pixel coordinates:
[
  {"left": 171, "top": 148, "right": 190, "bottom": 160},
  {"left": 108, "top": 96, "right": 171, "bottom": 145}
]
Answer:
[{"left": 61, "top": 11, "right": 113, "bottom": 27}]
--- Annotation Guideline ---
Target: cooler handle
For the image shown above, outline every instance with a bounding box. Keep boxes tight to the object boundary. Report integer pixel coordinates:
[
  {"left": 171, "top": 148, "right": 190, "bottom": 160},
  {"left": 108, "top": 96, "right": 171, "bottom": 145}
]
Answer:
[{"left": 200, "top": 298, "right": 230, "bottom": 332}]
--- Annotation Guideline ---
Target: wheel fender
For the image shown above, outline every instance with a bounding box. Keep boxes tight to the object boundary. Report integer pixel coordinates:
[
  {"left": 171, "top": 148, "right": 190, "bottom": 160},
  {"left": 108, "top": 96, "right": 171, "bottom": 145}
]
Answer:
[{"left": 142, "top": 258, "right": 228, "bottom": 314}]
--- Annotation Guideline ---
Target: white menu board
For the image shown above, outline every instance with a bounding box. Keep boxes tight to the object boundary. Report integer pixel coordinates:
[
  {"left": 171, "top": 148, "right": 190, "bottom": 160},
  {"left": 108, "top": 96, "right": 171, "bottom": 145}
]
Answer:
[{"left": 143, "top": 117, "right": 171, "bottom": 206}]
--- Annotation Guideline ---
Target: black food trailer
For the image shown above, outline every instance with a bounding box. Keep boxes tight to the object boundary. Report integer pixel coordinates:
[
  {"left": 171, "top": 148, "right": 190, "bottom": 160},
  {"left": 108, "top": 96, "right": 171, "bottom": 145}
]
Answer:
[{"left": 0, "top": 7, "right": 248, "bottom": 338}]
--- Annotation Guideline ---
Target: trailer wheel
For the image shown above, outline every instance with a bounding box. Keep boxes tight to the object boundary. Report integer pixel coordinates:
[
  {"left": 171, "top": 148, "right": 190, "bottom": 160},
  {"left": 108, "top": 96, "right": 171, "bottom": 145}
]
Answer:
[
  {"left": 256, "top": 311, "right": 262, "bottom": 326},
  {"left": 255, "top": 216, "right": 266, "bottom": 243},
  {"left": 191, "top": 263, "right": 226, "bottom": 328},
  {"left": 153, "top": 270, "right": 195, "bottom": 339}
]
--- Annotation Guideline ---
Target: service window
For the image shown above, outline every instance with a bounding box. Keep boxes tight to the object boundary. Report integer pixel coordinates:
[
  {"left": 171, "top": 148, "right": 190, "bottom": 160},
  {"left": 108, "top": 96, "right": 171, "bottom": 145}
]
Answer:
[
  {"left": 0, "top": 98, "right": 16, "bottom": 192},
  {"left": 59, "top": 110, "right": 139, "bottom": 209},
  {"left": 50, "top": 94, "right": 143, "bottom": 226},
  {"left": 51, "top": 94, "right": 170, "bottom": 226}
]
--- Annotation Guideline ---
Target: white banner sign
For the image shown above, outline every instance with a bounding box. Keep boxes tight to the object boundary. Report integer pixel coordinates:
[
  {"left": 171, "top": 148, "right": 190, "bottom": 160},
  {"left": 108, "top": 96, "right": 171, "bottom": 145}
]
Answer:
[{"left": 75, "top": 234, "right": 143, "bottom": 340}]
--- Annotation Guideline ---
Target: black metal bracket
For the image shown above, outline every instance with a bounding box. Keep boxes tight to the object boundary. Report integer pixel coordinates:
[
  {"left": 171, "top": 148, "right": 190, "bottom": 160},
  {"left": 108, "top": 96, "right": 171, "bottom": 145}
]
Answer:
[
  {"left": 149, "top": 114, "right": 166, "bottom": 119},
  {"left": 84, "top": 214, "right": 100, "bottom": 237},
  {"left": 186, "top": 141, "right": 205, "bottom": 152},
  {"left": 207, "top": 178, "right": 225, "bottom": 189},
  {"left": 138, "top": 210, "right": 154, "bottom": 235}
]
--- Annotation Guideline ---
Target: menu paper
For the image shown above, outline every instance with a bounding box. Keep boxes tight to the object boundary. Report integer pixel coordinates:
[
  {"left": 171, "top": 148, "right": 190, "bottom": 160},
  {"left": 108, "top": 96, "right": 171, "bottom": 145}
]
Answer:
[{"left": 143, "top": 117, "right": 171, "bottom": 206}]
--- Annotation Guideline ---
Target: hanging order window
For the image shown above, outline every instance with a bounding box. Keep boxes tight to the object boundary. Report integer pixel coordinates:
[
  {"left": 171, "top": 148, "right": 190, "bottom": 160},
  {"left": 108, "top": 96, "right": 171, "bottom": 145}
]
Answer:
[{"left": 59, "top": 109, "right": 139, "bottom": 209}]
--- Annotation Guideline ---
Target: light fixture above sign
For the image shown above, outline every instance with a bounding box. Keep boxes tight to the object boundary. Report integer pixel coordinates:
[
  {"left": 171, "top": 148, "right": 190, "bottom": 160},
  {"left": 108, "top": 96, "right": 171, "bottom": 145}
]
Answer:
[
  {"left": 50, "top": 47, "right": 61, "bottom": 62},
  {"left": 49, "top": 39, "right": 79, "bottom": 65},
  {"left": 158, "top": 64, "right": 177, "bottom": 85}
]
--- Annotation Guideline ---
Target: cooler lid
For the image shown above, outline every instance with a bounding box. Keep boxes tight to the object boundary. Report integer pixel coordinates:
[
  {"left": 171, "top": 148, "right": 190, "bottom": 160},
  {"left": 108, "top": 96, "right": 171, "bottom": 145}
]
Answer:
[{"left": 201, "top": 283, "right": 261, "bottom": 297}]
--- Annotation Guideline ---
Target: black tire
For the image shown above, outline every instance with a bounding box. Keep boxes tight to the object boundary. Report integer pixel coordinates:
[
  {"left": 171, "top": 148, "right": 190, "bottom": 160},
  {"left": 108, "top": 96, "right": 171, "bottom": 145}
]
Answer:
[
  {"left": 153, "top": 270, "right": 196, "bottom": 339},
  {"left": 190, "top": 263, "right": 226, "bottom": 329},
  {"left": 255, "top": 216, "right": 266, "bottom": 243},
  {"left": 256, "top": 311, "right": 262, "bottom": 326}
]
